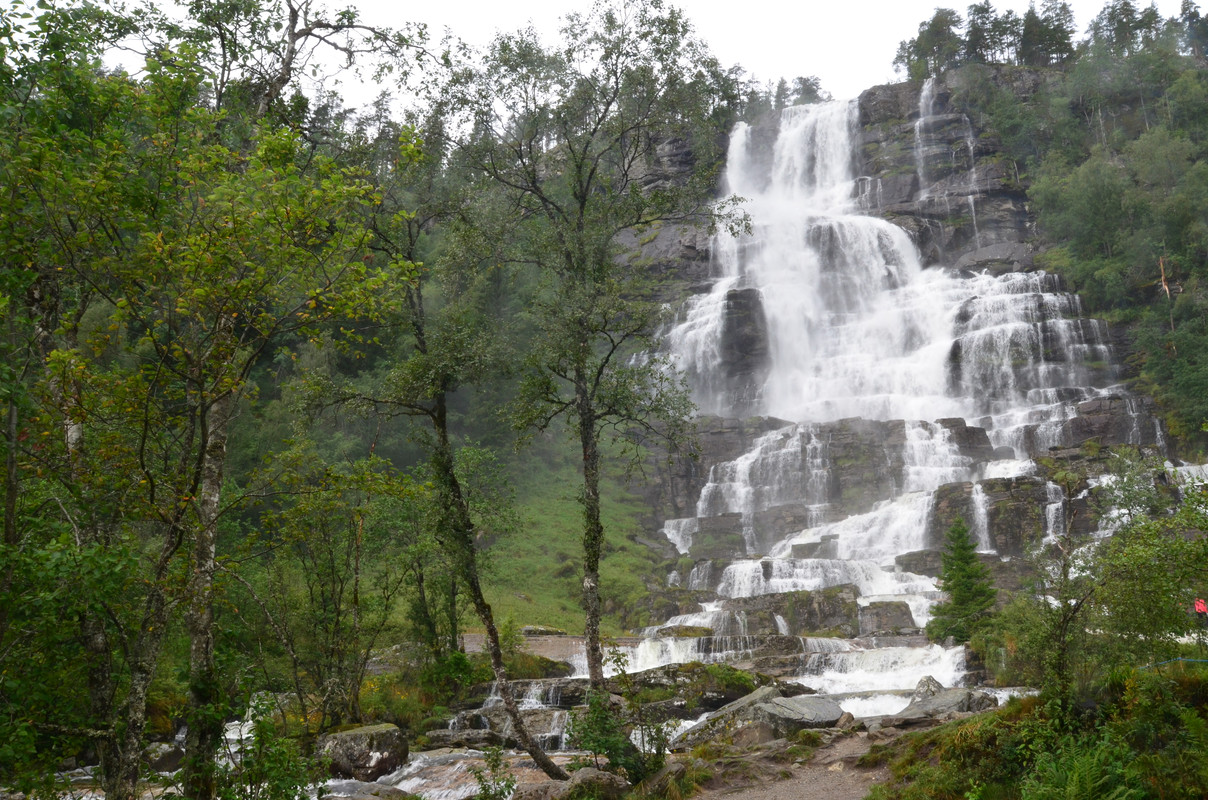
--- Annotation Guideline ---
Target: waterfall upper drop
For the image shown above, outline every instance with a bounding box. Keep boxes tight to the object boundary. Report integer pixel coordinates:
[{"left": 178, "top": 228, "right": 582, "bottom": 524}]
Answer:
[{"left": 669, "top": 99, "right": 1120, "bottom": 437}]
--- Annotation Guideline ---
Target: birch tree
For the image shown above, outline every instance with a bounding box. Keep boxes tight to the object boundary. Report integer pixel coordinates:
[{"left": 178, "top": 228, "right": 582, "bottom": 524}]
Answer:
[{"left": 449, "top": 0, "right": 737, "bottom": 689}]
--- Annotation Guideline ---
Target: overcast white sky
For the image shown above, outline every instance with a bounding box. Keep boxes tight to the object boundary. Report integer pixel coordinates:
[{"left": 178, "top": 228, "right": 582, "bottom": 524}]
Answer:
[{"left": 347, "top": 0, "right": 1186, "bottom": 101}]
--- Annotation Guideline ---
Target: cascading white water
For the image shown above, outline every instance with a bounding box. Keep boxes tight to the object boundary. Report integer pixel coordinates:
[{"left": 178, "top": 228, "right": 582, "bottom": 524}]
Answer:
[
  {"left": 803, "top": 644, "right": 967, "bottom": 695},
  {"left": 914, "top": 77, "right": 937, "bottom": 203},
  {"left": 970, "top": 483, "right": 993, "bottom": 552},
  {"left": 960, "top": 112, "right": 982, "bottom": 249},
  {"left": 648, "top": 96, "right": 1143, "bottom": 702}
]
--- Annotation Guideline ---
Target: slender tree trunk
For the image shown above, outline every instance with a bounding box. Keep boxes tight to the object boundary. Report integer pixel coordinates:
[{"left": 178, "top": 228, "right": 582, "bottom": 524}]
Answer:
[
  {"left": 53, "top": 356, "right": 161, "bottom": 800},
  {"left": 446, "top": 575, "right": 459, "bottom": 654},
  {"left": 430, "top": 400, "right": 567, "bottom": 781},
  {"left": 82, "top": 613, "right": 120, "bottom": 797},
  {"left": 469, "top": 580, "right": 569, "bottom": 779},
  {"left": 183, "top": 390, "right": 233, "bottom": 800},
  {"left": 3, "top": 313, "right": 16, "bottom": 553},
  {"left": 103, "top": 595, "right": 171, "bottom": 800},
  {"left": 411, "top": 563, "right": 440, "bottom": 653},
  {"left": 0, "top": 310, "right": 20, "bottom": 645},
  {"left": 576, "top": 379, "right": 606, "bottom": 690}
]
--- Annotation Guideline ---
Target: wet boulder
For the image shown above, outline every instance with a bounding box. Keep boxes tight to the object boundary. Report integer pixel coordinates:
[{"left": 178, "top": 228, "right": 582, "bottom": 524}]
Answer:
[
  {"left": 858, "top": 601, "right": 917, "bottom": 635},
  {"left": 325, "top": 781, "right": 415, "bottom": 799},
  {"left": 904, "top": 687, "right": 998, "bottom": 717},
  {"left": 895, "top": 549, "right": 943, "bottom": 577},
  {"left": 674, "top": 685, "right": 845, "bottom": 748},
  {"left": 673, "top": 685, "right": 783, "bottom": 748},
  {"left": 317, "top": 723, "right": 408, "bottom": 781},
  {"left": 420, "top": 729, "right": 505, "bottom": 750},
  {"left": 878, "top": 678, "right": 998, "bottom": 729},
  {"left": 912, "top": 675, "right": 945, "bottom": 701}
]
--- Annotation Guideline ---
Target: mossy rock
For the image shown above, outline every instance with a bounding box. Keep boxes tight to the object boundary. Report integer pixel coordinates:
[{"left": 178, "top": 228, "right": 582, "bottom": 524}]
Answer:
[{"left": 660, "top": 625, "right": 715, "bottom": 638}]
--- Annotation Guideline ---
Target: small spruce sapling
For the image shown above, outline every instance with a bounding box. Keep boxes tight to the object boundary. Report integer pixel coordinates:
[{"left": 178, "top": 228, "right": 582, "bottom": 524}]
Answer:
[{"left": 926, "top": 518, "right": 997, "bottom": 644}]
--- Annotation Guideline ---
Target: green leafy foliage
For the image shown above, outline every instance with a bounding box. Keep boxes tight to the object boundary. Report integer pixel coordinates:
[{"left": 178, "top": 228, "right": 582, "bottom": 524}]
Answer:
[
  {"left": 212, "top": 705, "right": 327, "bottom": 800},
  {"left": 868, "top": 666, "right": 1208, "bottom": 800},
  {"left": 566, "top": 649, "right": 673, "bottom": 785},
  {"left": 444, "top": 0, "right": 741, "bottom": 685},
  {"left": 470, "top": 746, "right": 518, "bottom": 800},
  {"left": 568, "top": 690, "right": 635, "bottom": 772}
]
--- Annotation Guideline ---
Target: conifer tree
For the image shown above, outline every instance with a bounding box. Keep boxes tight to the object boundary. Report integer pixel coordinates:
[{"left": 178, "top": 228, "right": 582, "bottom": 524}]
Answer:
[{"left": 926, "top": 518, "right": 997, "bottom": 643}]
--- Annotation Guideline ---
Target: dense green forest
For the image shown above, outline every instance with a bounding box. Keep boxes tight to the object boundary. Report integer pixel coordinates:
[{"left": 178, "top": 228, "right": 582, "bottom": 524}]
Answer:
[{"left": 3, "top": 0, "right": 1208, "bottom": 798}]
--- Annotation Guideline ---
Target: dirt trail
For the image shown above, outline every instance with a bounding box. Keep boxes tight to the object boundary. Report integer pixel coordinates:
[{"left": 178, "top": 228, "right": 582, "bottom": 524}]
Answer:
[{"left": 693, "top": 733, "right": 891, "bottom": 800}]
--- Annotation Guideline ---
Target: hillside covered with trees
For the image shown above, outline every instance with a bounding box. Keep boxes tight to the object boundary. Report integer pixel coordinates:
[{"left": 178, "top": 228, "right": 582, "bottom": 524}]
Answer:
[{"left": 0, "top": 0, "right": 755, "bottom": 793}]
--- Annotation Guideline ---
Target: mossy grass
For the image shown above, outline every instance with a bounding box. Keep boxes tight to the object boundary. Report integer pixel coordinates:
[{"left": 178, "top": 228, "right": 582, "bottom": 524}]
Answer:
[{"left": 478, "top": 436, "right": 666, "bottom": 634}]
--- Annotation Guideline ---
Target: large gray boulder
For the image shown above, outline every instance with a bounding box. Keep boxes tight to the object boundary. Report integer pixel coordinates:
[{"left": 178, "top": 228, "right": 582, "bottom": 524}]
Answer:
[
  {"left": 673, "top": 686, "right": 782, "bottom": 748},
  {"left": 911, "top": 675, "right": 945, "bottom": 702},
  {"left": 317, "top": 723, "right": 408, "bottom": 781},
  {"left": 674, "top": 685, "right": 843, "bottom": 747},
  {"left": 904, "top": 688, "right": 998, "bottom": 717},
  {"left": 880, "top": 686, "right": 998, "bottom": 728},
  {"left": 750, "top": 695, "right": 846, "bottom": 737},
  {"left": 675, "top": 689, "right": 845, "bottom": 748}
]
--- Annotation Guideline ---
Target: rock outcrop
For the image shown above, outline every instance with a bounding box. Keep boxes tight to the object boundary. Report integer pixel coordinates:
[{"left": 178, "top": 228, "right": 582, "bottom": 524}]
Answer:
[
  {"left": 317, "top": 723, "right": 408, "bottom": 782},
  {"left": 716, "top": 586, "right": 861, "bottom": 637},
  {"left": 857, "top": 66, "right": 1038, "bottom": 272},
  {"left": 859, "top": 601, "right": 918, "bottom": 636}
]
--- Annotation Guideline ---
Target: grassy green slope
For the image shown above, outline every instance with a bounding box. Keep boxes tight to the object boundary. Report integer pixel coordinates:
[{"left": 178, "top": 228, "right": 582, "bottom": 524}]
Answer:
[{"left": 481, "top": 437, "right": 669, "bottom": 636}]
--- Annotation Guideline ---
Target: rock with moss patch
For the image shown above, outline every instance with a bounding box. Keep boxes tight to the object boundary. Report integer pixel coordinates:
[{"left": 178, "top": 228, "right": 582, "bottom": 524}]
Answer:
[
  {"left": 512, "top": 781, "right": 569, "bottom": 800},
  {"left": 566, "top": 767, "right": 630, "bottom": 800},
  {"left": 317, "top": 723, "right": 408, "bottom": 781},
  {"left": 659, "top": 625, "right": 715, "bottom": 638}
]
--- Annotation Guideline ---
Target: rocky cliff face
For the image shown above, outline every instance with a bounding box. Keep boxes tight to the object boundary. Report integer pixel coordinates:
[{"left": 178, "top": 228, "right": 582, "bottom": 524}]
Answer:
[
  {"left": 642, "top": 68, "right": 1063, "bottom": 408},
  {"left": 635, "top": 398, "right": 1162, "bottom": 625},
  {"left": 856, "top": 66, "right": 1048, "bottom": 273}
]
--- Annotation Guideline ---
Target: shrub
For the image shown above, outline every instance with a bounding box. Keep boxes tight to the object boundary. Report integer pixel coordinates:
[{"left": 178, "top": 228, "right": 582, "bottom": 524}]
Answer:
[{"left": 470, "top": 746, "right": 517, "bottom": 800}]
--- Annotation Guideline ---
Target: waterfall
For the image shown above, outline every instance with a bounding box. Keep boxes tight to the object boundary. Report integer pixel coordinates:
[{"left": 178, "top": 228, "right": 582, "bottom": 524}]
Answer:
[
  {"left": 914, "top": 77, "right": 937, "bottom": 202},
  {"left": 961, "top": 113, "right": 982, "bottom": 249},
  {"left": 661, "top": 517, "right": 697, "bottom": 554},
  {"left": 971, "top": 483, "right": 993, "bottom": 552},
  {"left": 639, "top": 94, "right": 1148, "bottom": 699}
]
